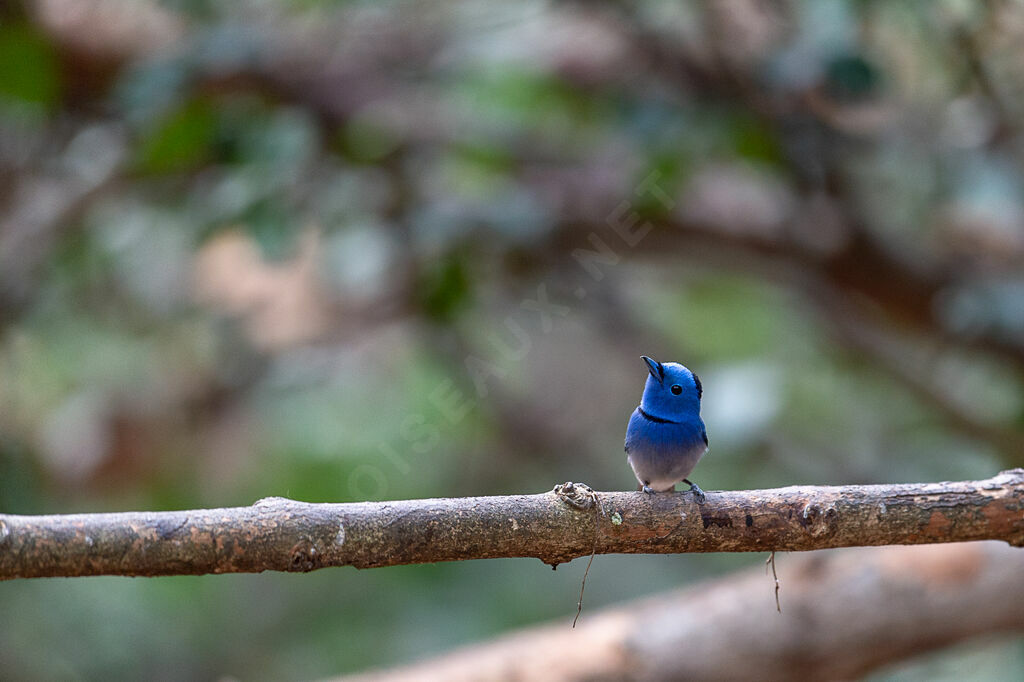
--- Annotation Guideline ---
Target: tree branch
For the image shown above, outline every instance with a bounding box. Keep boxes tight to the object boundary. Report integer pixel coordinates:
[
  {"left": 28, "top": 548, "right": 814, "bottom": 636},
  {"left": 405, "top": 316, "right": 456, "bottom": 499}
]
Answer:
[
  {"left": 338, "top": 541, "right": 1024, "bottom": 682},
  {"left": 3, "top": 471, "right": 1024, "bottom": 580}
]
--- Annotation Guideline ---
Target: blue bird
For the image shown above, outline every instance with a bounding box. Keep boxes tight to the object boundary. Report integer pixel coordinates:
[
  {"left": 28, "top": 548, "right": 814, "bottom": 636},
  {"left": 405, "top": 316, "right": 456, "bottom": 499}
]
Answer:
[{"left": 624, "top": 356, "right": 708, "bottom": 504}]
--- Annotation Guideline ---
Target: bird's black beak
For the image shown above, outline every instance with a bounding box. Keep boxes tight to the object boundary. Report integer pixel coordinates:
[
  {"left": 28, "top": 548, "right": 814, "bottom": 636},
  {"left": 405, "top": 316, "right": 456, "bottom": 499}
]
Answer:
[{"left": 641, "top": 356, "right": 665, "bottom": 383}]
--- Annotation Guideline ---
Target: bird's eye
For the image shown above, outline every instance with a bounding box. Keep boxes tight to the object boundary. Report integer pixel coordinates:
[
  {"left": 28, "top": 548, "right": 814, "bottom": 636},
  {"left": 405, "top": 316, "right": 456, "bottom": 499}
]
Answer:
[{"left": 670, "top": 384, "right": 683, "bottom": 395}]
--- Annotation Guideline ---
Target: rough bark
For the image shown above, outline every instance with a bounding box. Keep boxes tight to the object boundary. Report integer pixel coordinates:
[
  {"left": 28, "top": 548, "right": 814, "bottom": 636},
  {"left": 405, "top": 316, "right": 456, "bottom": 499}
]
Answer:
[
  {"left": 2, "top": 470, "right": 1024, "bottom": 579},
  {"left": 337, "top": 541, "right": 1024, "bottom": 682}
]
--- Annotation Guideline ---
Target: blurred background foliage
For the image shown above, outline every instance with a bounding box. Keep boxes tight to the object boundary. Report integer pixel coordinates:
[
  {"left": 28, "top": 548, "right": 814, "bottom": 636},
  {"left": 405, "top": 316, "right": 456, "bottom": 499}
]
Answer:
[{"left": 2, "top": 0, "right": 1024, "bottom": 679}]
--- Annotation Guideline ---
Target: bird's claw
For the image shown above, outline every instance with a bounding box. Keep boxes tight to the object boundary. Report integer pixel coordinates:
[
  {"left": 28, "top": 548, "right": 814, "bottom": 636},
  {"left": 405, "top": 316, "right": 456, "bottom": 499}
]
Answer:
[
  {"left": 685, "top": 480, "right": 706, "bottom": 505},
  {"left": 641, "top": 485, "right": 655, "bottom": 495}
]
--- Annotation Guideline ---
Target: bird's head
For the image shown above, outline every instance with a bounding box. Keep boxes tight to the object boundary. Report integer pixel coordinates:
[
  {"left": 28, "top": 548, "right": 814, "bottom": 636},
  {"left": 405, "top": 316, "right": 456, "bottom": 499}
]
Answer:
[{"left": 639, "top": 356, "right": 702, "bottom": 419}]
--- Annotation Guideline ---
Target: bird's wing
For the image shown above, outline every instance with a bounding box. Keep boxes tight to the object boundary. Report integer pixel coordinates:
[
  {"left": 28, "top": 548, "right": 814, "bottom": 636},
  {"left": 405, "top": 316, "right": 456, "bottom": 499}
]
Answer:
[{"left": 701, "top": 427, "right": 709, "bottom": 447}]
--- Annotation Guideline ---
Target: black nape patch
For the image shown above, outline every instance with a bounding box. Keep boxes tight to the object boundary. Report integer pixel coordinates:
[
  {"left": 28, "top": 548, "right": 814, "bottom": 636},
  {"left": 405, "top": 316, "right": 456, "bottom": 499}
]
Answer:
[{"left": 693, "top": 372, "right": 702, "bottom": 399}]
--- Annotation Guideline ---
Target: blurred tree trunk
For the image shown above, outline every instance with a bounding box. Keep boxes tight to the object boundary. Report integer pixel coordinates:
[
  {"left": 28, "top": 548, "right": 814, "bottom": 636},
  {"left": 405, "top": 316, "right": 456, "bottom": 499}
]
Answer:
[{"left": 339, "top": 542, "right": 1024, "bottom": 682}]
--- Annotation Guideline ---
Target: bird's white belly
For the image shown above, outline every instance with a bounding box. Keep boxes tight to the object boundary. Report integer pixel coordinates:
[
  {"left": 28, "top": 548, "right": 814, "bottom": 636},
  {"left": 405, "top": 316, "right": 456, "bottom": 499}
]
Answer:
[{"left": 628, "top": 445, "right": 706, "bottom": 491}]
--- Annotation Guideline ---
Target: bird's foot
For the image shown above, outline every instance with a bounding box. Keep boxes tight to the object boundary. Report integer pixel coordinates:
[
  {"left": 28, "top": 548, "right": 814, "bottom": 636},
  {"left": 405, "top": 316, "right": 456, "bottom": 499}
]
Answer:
[
  {"left": 683, "top": 479, "right": 706, "bottom": 505},
  {"left": 641, "top": 484, "right": 655, "bottom": 495}
]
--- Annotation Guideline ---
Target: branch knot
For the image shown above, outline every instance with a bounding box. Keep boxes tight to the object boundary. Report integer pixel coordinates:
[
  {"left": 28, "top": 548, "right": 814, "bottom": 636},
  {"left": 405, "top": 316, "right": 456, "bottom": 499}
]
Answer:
[
  {"left": 801, "top": 502, "right": 839, "bottom": 537},
  {"left": 554, "top": 482, "right": 599, "bottom": 511},
  {"left": 289, "top": 540, "right": 321, "bottom": 572}
]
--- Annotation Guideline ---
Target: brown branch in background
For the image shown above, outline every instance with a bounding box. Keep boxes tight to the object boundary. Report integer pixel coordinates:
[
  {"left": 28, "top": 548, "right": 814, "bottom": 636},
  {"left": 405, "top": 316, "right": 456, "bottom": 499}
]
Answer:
[
  {"left": 2, "top": 470, "right": 1024, "bottom": 580},
  {"left": 338, "top": 541, "right": 1024, "bottom": 682},
  {"left": 807, "top": 287, "right": 1024, "bottom": 464}
]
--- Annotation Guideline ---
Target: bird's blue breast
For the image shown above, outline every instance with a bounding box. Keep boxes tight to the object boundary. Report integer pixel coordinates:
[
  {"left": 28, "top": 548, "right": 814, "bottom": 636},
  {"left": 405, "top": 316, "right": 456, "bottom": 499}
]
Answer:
[{"left": 626, "top": 409, "right": 705, "bottom": 453}]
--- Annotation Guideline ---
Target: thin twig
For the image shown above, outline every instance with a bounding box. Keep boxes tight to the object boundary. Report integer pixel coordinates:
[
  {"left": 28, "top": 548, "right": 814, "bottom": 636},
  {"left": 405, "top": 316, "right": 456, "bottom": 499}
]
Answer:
[
  {"left": 573, "top": 521, "right": 599, "bottom": 628},
  {"left": 766, "top": 551, "right": 781, "bottom": 613}
]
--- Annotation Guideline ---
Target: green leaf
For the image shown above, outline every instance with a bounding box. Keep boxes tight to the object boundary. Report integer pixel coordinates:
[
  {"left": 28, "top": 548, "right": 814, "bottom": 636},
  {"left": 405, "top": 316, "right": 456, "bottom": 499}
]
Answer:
[
  {"left": 825, "top": 54, "right": 881, "bottom": 101},
  {"left": 239, "top": 199, "right": 297, "bottom": 260},
  {"left": 731, "top": 116, "right": 783, "bottom": 165},
  {"left": 337, "top": 116, "right": 401, "bottom": 163},
  {"left": 0, "top": 24, "right": 60, "bottom": 107},
  {"left": 418, "top": 254, "right": 471, "bottom": 322},
  {"left": 136, "top": 98, "right": 217, "bottom": 174}
]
